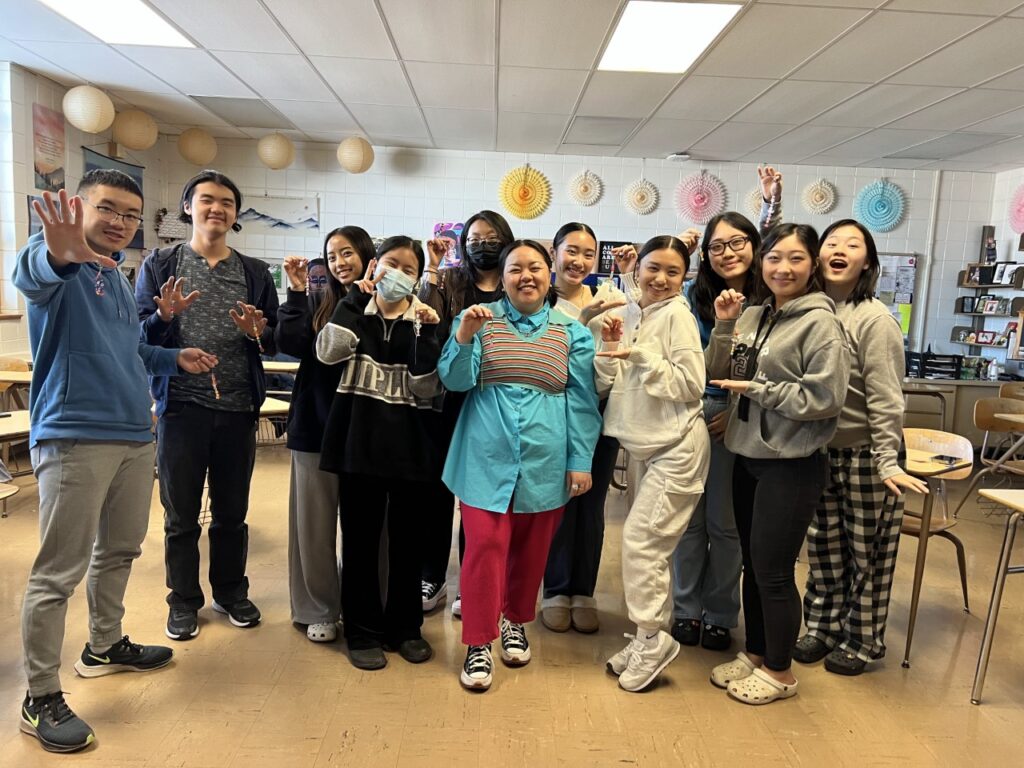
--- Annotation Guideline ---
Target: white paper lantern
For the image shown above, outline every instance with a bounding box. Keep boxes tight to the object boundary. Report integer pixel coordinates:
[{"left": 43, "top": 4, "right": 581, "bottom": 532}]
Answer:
[
  {"left": 337, "top": 136, "right": 374, "bottom": 173},
  {"left": 62, "top": 85, "right": 115, "bottom": 134},
  {"left": 256, "top": 132, "right": 295, "bottom": 170},
  {"left": 112, "top": 109, "right": 158, "bottom": 150},
  {"left": 177, "top": 128, "right": 218, "bottom": 166}
]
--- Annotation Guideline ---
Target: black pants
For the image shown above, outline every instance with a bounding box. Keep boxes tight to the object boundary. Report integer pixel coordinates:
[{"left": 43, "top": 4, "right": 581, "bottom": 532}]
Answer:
[
  {"left": 340, "top": 473, "right": 426, "bottom": 649},
  {"left": 421, "top": 481, "right": 465, "bottom": 585},
  {"left": 543, "top": 434, "right": 619, "bottom": 599},
  {"left": 157, "top": 401, "right": 258, "bottom": 611},
  {"left": 733, "top": 452, "right": 828, "bottom": 671}
]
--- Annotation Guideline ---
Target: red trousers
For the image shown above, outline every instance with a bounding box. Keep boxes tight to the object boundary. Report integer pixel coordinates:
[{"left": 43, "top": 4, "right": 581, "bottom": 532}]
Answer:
[{"left": 460, "top": 503, "right": 565, "bottom": 646}]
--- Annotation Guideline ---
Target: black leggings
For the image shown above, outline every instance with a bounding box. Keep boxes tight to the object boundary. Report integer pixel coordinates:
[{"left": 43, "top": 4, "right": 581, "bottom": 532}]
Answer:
[{"left": 733, "top": 452, "right": 828, "bottom": 671}]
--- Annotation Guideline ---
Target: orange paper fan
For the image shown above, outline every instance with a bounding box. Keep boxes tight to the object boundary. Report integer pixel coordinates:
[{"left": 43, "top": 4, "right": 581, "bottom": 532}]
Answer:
[{"left": 499, "top": 165, "right": 551, "bottom": 220}]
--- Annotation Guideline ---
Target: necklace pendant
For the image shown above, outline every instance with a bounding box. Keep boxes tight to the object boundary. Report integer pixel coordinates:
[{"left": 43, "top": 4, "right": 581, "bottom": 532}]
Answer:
[
  {"left": 94, "top": 273, "right": 105, "bottom": 296},
  {"left": 413, "top": 317, "right": 422, "bottom": 337}
]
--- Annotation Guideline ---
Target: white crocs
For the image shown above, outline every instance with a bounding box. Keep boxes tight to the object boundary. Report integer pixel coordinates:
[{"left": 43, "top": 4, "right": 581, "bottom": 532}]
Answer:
[
  {"left": 726, "top": 668, "right": 798, "bottom": 705},
  {"left": 710, "top": 652, "right": 757, "bottom": 689},
  {"left": 306, "top": 622, "right": 338, "bottom": 643}
]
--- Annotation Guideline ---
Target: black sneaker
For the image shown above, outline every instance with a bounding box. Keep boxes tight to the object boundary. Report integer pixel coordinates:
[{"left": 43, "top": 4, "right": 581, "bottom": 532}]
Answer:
[
  {"left": 421, "top": 580, "right": 446, "bottom": 612},
  {"left": 349, "top": 645, "right": 387, "bottom": 670},
  {"left": 671, "top": 619, "right": 701, "bottom": 646},
  {"left": 20, "top": 692, "right": 95, "bottom": 753},
  {"left": 499, "top": 617, "right": 531, "bottom": 666},
  {"left": 212, "top": 599, "right": 261, "bottom": 628},
  {"left": 73, "top": 636, "right": 173, "bottom": 678},
  {"left": 700, "top": 623, "right": 732, "bottom": 651},
  {"left": 386, "top": 637, "right": 434, "bottom": 664},
  {"left": 165, "top": 607, "right": 199, "bottom": 641},
  {"left": 792, "top": 634, "right": 831, "bottom": 664},
  {"left": 460, "top": 644, "right": 493, "bottom": 690},
  {"left": 824, "top": 648, "right": 868, "bottom": 676}
]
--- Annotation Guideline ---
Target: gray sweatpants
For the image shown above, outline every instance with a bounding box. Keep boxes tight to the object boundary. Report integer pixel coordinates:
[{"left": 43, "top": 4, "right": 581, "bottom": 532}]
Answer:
[
  {"left": 288, "top": 450, "right": 342, "bottom": 624},
  {"left": 21, "top": 439, "right": 155, "bottom": 696}
]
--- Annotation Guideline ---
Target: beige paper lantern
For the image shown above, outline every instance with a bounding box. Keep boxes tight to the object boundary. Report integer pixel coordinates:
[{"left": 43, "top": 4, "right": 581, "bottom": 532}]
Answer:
[
  {"left": 256, "top": 132, "right": 295, "bottom": 170},
  {"left": 337, "top": 136, "right": 374, "bottom": 173},
  {"left": 177, "top": 128, "right": 218, "bottom": 166},
  {"left": 112, "top": 109, "right": 158, "bottom": 150},
  {"left": 62, "top": 85, "right": 115, "bottom": 134}
]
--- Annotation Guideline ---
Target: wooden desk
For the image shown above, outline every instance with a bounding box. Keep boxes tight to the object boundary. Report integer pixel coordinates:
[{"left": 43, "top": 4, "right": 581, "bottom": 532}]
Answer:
[
  {"left": 0, "top": 371, "right": 33, "bottom": 385},
  {"left": 262, "top": 361, "right": 299, "bottom": 374},
  {"left": 971, "top": 488, "right": 1024, "bottom": 704},
  {"left": 259, "top": 397, "right": 290, "bottom": 417},
  {"left": 0, "top": 370, "right": 32, "bottom": 411}
]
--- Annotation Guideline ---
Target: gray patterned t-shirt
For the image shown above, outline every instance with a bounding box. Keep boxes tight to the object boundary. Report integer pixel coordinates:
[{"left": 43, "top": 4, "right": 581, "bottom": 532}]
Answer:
[{"left": 167, "top": 245, "right": 254, "bottom": 411}]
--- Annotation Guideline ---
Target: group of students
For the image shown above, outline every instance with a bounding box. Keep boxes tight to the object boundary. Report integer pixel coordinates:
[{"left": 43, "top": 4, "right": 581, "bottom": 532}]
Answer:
[{"left": 14, "top": 164, "right": 923, "bottom": 754}]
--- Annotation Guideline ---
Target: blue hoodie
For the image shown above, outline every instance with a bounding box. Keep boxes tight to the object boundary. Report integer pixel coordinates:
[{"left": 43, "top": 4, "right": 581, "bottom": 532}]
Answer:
[{"left": 12, "top": 232, "right": 181, "bottom": 446}]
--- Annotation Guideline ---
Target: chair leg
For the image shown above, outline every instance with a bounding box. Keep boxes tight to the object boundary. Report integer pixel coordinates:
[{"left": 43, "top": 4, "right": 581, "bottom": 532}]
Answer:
[
  {"left": 903, "top": 493, "right": 936, "bottom": 668},
  {"left": 953, "top": 467, "right": 994, "bottom": 519},
  {"left": 936, "top": 530, "right": 970, "bottom": 613}
]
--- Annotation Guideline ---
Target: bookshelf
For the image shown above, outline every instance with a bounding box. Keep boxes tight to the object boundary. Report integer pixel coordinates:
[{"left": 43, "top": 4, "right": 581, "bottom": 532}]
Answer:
[{"left": 952, "top": 266, "right": 1024, "bottom": 357}]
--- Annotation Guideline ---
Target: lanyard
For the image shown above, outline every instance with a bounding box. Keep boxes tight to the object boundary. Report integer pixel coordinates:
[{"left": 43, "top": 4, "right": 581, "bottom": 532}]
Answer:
[{"left": 733, "top": 307, "right": 781, "bottom": 421}]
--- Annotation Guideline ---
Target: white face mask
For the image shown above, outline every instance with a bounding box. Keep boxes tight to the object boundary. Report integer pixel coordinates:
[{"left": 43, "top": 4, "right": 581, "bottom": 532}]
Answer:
[{"left": 374, "top": 264, "right": 418, "bottom": 302}]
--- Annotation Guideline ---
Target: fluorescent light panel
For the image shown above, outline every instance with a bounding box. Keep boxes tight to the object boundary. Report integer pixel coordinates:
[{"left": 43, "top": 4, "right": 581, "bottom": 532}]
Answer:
[
  {"left": 599, "top": 1, "right": 740, "bottom": 74},
  {"left": 38, "top": 0, "right": 194, "bottom": 47}
]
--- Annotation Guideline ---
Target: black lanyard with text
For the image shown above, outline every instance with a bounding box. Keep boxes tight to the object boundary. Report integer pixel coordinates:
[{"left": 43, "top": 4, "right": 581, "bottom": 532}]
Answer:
[{"left": 731, "top": 307, "right": 780, "bottom": 421}]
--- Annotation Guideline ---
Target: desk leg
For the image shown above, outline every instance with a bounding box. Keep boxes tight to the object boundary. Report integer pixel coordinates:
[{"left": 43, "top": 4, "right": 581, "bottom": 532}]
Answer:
[
  {"left": 903, "top": 487, "right": 935, "bottom": 668},
  {"left": 971, "top": 510, "right": 1021, "bottom": 705}
]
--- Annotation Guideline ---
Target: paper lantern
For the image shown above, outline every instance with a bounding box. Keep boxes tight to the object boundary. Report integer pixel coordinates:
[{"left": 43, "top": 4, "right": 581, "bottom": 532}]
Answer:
[
  {"left": 745, "top": 188, "right": 763, "bottom": 219},
  {"left": 111, "top": 109, "right": 158, "bottom": 150},
  {"left": 567, "top": 170, "right": 603, "bottom": 206},
  {"left": 801, "top": 179, "right": 838, "bottom": 215},
  {"left": 499, "top": 165, "right": 551, "bottom": 219},
  {"left": 177, "top": 128, "right": 218, "bottom": 166},
  {"left": 337, "top": 136, "right": 374, "bottom": 173},
  {"left": 62, "top": 85, "right": 115, "bottom": 134},
  {"left": 1009, "top": 184, "right": 1024, "bottom": 234},
  {"left": 623, "top": 178, "right": 659, "bottom": 215},
  {"left": 256, "top": 132, "right": 295, "bottom": 170},
  {"left": 853, "top": 180, "right": 905, "bottom": 232},
  {"left": 675, "top": 171, "right": 727, "bottom": 224}
]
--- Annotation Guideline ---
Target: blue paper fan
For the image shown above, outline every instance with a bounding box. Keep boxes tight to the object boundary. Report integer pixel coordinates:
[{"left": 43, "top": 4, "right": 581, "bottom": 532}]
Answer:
[{"left": 853, "top": 180, "right": 905, "bottom": 232}]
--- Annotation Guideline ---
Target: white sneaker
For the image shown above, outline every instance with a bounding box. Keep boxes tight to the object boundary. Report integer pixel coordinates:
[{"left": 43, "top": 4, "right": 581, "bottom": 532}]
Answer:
[
  {"left": 421, "top": 580, "right": 446, "bottom": 612},
  {"left": 606, "top": 634, "right": 643, "bottom": 676},
  {"left": 306, "top": 622, "right": 337, "bottom": 643},
  {"left": 618, "top": 630, "right": 680, "bottom": 692},
  {"left": 460, "top": 644, "right": 493, "bottom": 690},
  {"left": 451, "top": 592, "right": 462, "bottom": 618},
  {"left": 499, "top": 617, "right": 531, "bottom": 666}
]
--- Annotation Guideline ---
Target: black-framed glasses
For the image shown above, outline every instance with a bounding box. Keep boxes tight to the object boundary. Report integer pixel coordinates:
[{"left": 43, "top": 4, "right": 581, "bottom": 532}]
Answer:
[
  {"left": 466, "top": 237, "right": 502, "bottom": 247},
  {"left": 707, "top": 236, "right": 750, "bottom": 257},
  {"left": 85, "top": 201, "right": 144, "bottom": 228}
]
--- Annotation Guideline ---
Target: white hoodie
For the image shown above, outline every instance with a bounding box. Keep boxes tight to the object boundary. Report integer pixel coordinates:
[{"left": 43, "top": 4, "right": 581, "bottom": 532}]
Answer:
[{"left": 594, "top": 295, "right": 707, "bottom": 489}]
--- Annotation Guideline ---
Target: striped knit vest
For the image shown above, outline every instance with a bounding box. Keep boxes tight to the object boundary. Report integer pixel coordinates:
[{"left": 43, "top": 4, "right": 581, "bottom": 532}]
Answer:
[{"left": 479, "top": 318, "right": 570, "bottom": 395}]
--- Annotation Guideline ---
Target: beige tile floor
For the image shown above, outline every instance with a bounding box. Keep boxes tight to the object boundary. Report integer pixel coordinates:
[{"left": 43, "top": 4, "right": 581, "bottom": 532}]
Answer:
[{"left": 1, "top": 445, "right": 1024, "bottom": 767}]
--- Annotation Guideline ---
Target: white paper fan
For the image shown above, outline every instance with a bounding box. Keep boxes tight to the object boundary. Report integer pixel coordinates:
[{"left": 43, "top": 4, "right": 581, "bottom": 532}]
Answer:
[
  {"left": 745, "top": 188, "right": 763, "bottom": 219},
  {"left": 801, "top": 179, "right": 838, "bottom": 215},
  {"left": 623, "top": 178, "right": 659, "bottom": 215},
  {"left": 567, "top": 170, "right": 603, "bottom": 206}
]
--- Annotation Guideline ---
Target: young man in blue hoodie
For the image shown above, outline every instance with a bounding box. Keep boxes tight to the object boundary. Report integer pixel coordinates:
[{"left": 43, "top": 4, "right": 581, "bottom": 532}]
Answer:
[{"left": 14, "top": 171, "right": 218, "bottom": 753}]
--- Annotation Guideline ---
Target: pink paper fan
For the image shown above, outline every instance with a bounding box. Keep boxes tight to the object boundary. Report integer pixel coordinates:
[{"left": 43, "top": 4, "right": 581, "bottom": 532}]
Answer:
[
  {"left": 1010, "top": 184, "right": 1024, "bottom": 234},
  {"left": 675, "top": 171, "right": 727, "bottom": 225}
]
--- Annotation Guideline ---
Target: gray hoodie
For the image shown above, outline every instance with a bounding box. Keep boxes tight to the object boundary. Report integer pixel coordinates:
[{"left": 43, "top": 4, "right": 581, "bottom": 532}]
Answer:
[{"left": 706, "top": 292, "right": 851, "bottom": 460}]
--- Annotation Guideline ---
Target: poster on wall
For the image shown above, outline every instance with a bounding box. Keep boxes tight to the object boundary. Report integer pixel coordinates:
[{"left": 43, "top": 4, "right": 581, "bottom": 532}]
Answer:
[
  {"left": 238, "top": 196, "right": 319, "bottom": 236},
  {"left": 432, "top": 222, "right": 464, "bottom": 268},
  {"left": 261, "top": 260, "right": 285, "bottom": 290},
  {"left": 83, "top": 147, "right": 145, "bottom": 249},
  {"left": 598, "top": 240, "right": 633, "bottom": 275},
  {"left": 876, "top": 253, "right": 916, "bottom": 338},
  {"left": 32, "top": 104, "right": 65, "bottom": 193}
]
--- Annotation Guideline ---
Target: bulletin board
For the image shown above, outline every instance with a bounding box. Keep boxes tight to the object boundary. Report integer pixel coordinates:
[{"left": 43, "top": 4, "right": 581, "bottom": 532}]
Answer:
[{"left": 876, "top": 252, "right": 917, "bottom": 338}]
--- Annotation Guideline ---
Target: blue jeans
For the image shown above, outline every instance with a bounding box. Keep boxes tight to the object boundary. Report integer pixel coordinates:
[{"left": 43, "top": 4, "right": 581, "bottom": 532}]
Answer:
[{"left": 670, "top": 396, "right": 741, "bottom": 627}]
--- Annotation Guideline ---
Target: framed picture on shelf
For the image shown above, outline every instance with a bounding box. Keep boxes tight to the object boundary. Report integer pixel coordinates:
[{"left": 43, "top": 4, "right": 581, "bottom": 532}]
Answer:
[
  {"left": 998, "top": 297, "right": 1011, "bottom": 315},
  {"left": 1004, "top": 263, "right": 1021, "bottom": 285},
  {"left": 983, "top": 299, "right": 1000, "bottom": 314},
  {"left": 999, "top": 321, "right": 1019, "bottom": 346},
  {"left": 976, "top": 330, "right": 996, "bottom": 345},
  {"left": 994, "top": 263, "right": 1008, "bottom": 283},
  {"left": 959, "top": 296, "right": 976, "bottom": 313}
]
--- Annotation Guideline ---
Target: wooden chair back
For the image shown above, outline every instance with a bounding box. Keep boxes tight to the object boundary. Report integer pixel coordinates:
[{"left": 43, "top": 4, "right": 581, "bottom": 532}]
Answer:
[
  {"left": 903, "top": 427, "right": 974, "bottom": 482},
  {"left": 998, "top": 382, "right": 1024, "bottom": 402},
  {"left": 975, "top": 397, "right": 1024, "bottom": 433}
]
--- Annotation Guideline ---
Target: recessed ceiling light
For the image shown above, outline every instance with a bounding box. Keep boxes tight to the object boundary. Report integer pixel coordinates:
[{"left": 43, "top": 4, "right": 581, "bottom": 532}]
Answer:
[
  {"left": 599, "top": 1, "right": 741, "bottom": 74},
  {"left": 38, "top": 0, "right": 194, "bottom": 47}
]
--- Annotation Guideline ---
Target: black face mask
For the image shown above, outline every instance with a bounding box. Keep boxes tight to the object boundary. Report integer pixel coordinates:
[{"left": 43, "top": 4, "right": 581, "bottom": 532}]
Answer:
[{"left": 465, "top": 241, "right": 502, "bottom": 270}]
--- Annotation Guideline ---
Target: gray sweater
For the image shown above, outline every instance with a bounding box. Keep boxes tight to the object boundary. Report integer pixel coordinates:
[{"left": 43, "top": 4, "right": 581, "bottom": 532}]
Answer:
[
  {"left": 706, "top": 292, "right": 851, "bottom": 460},
  {"left": 830, "top": 298, "right": 906, "bottom": 480}
]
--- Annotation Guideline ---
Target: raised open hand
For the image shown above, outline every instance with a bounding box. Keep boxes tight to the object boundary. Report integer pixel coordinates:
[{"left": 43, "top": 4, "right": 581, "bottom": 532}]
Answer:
[
  {"left": 757, "top": 165, "right": 782, "bottom": 201},
  {"left": 154, "top": 276, "right": 200, "bottom": 321},
  {"left": 33, "top": 189, "right": 117, "bottom": 268},
  {"left": 229, "top": 301, "right": 267, "bottom": 339}
]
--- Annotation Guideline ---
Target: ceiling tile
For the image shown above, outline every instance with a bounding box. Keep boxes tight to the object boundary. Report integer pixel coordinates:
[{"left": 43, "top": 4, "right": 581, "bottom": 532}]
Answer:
[
  {"left": 405, "top": 62, "right": 494, "bottom": 110},
  {"left": 422, "top": 107, "right": 495, "bottom": 140},
  {"left": 931, "top": 136, "right": 1024, "bottom": 164},
  {"left": 20, "top": 42, "right": 178, "bottom": 93},
  {"left": 0, "top": 0, "right": 99, "bottom": 42},
  {"left": 889, "top": 88, "right": 1024, "bottom": 131},
  {"left": 433, "top": 136, "right": 494, "bottom": 150},
  {"left": 190, "top": 96, "right": 294, "bottom": 129},
  {"left": 500, "top": 0, "right": 621, "bottom": 69},
  {"left": 498, "top": 67, "right": 588, "bottom": 115},
  {"left": 346, "top": 104, "right": 429, "bottom": 138},
  {"left": 269, "top": 100, "right": 359, "bottom": 132},
  {"left": 742, "top": 125, "right": 867, "bottom": 162},
  {"left": 577, "top": 72, "right": 679, "bottom": 119},
  {"left": 263, "top": 0, "right": 395, "bottom": 59},
  {"left": 557, "top": 143, "right": 623, "bottom": 157},
  {"left": 112, "top": 47, "right": 252, "bottom": 98},
  {"left": 792, "top": 11, "right": 978, "bottom": 83},
  {"left": 0, "top": 39, "right": 80, "bottom": 85},
  {"left": 962, "top": 105, "right": 1024, "bottom": 134},
  {"left": 689, "top": 122, "right": 791, "bottom": 157},
  {"left": 496, "top": 112, "right": 567, "bottom": 153},
  {"left": 310, "top": 57, "right": 414, "bottom": 106},
  {"left": 696, "top": 5, "right": 870, "bottom": 79},
  {"left": 820, "top": 128, "right": 949, "bottom": 159},
  {"left": 733, "top": 80, "right": 867, "bottom": 125},
  {"left": 112, "top": 91, "right": 230, "bottom": 127},
  {"left": 656, "top": 76, "right": 776, "bottom": 121},
  {"left": 889, "top": 19, "right": 1024, "bottom": 87},
  {"left": 214, "top": 51, "right": 334, "bottom": 101},
  {"left": 764, "top": 0, "right": 882, "bottom": 6},
  {"left": 885, "top": 132, "right": 1013, "bottom": 159},
  {"left": 565, "top": 116, "right": 640, "bottom": 145},
  {"left": 621, "top": 119, "right": 721, "bottom": 158},
  {"left": 148, "top": 0, "right": 294, "bottom": 53},
  {"left": 379, "top": 0, "right": 493, "bottom": 65},
  {"left": 978, "top": 66, "right": 1024, "bottom": 90},
  {"left": 811, "top": 84, "right": 962, "bottom": 127},
  {"left": 886, "top": 0, "right": 1022, "bottom": 13}
]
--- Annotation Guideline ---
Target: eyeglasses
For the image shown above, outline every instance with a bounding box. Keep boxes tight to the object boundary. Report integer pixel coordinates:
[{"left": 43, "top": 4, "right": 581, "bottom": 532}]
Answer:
[
  {"left": 466, "top": 237, "right": 502, "bottom": 247},
  {"left": 707, "top": 236, "right": 750, "bottom": 257},
  {"left": 85, "top": 201, "right": 144, "bottom": 228}
]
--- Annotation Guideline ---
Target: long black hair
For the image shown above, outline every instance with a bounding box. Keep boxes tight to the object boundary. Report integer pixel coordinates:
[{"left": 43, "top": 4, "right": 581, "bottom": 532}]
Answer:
[
  {"left": 820, "top": 218, "right": 879, "bottom": 305},
  {"left": 691, "top": 211, "right": 767, "bottom": 323},
  {"left": 498, "top": 239, "right": 558, "bottom": 308},
  {"left": 760, "top": 222, "right": 824, "bottom": 297},
  {"left": 312, "top": 225, "right": 374, "bottom": 332}
]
